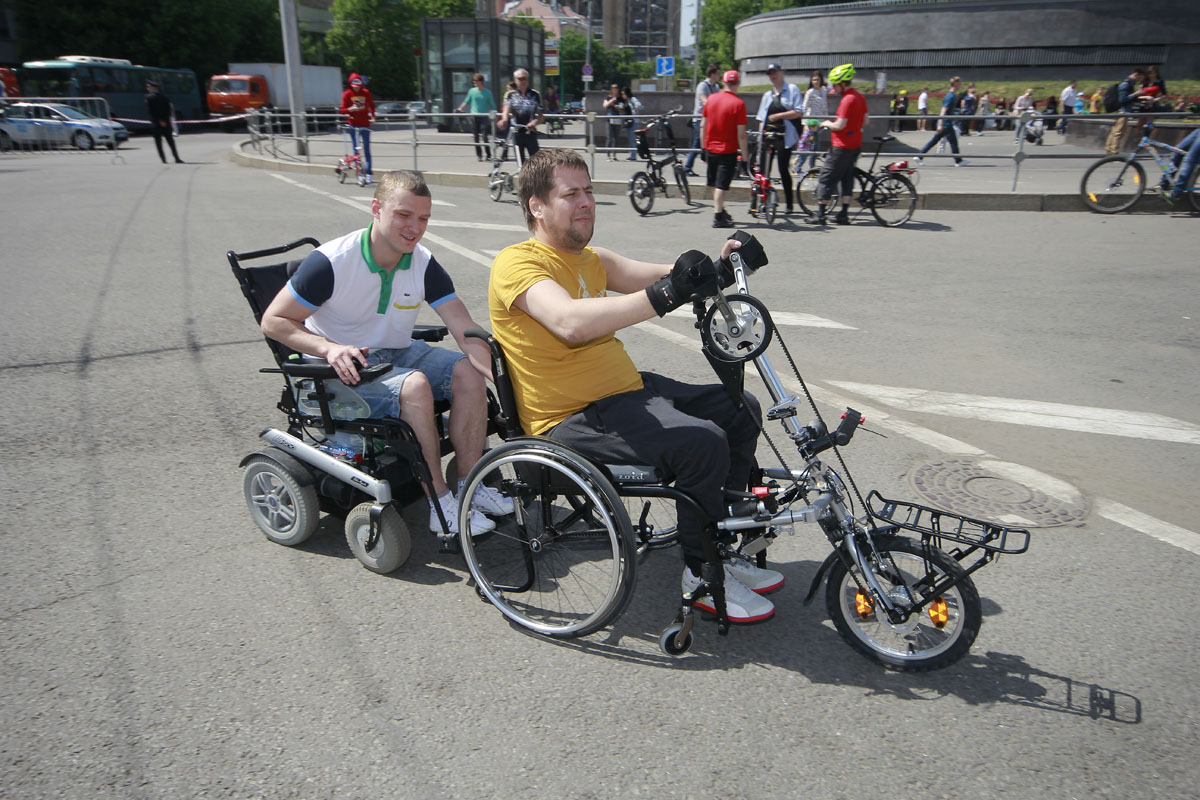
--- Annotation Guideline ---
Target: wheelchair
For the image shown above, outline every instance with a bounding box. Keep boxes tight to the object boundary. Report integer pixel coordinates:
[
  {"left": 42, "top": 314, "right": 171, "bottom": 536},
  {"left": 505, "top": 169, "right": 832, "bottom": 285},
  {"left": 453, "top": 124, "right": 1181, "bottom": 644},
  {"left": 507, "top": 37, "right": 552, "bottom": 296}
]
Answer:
[
  {"left": 453, "top": 248, "right": 1028, "bottom": 666},
  {"left": 228, "top": 237, "right": 483, "bottom": 574}
]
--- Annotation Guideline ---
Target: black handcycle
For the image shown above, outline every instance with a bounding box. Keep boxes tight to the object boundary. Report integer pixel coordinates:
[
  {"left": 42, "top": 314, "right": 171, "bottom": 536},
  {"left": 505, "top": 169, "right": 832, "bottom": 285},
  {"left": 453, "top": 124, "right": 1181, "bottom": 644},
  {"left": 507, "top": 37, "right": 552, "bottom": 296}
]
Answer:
[
  {"left": 796, "top": 135, "right": 919, "bottom": 227},
  {"left": 456, "top": 243, "right": 1029, "bottom": 668},
  {"left": 627, "top": 107, "right": 692, "bottom": 215}
]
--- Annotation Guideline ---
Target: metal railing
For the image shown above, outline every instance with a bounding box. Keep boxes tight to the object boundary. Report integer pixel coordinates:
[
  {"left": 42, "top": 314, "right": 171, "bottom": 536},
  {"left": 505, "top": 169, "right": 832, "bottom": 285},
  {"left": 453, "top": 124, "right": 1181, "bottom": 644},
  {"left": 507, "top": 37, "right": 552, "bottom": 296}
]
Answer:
[{"left": 242, "top": 107, "right": 1197, "bottom": 193}]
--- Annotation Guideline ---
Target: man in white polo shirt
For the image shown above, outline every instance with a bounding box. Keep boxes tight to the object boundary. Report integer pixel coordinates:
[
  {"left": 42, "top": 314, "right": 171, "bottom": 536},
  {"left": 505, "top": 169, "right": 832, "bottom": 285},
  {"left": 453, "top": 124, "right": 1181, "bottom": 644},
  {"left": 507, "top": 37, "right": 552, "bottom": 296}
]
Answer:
[{"left": 260, "top": 170, "right": 512, "bottom": 536}]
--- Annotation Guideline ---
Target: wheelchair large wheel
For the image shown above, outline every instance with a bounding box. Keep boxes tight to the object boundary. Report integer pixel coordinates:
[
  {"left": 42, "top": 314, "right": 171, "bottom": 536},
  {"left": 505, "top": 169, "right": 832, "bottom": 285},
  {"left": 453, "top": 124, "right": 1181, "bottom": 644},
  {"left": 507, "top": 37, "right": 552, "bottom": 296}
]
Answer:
[
  {"left": 459, "top": 439, "right": 637, "bottom": 638},
  {"left": 344, "top": 502, "right": 411, "bottom": 574},
  {"left": 242, "top": 455, "right": 320, "bottom": 546}
]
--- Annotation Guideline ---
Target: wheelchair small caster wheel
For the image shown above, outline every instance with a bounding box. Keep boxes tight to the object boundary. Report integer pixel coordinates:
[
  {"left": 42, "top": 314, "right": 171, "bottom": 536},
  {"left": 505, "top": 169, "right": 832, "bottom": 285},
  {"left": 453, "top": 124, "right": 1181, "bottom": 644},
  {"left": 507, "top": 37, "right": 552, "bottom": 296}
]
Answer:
[{"left": 659, "top": 624, "right": 693, "bottom": 657}]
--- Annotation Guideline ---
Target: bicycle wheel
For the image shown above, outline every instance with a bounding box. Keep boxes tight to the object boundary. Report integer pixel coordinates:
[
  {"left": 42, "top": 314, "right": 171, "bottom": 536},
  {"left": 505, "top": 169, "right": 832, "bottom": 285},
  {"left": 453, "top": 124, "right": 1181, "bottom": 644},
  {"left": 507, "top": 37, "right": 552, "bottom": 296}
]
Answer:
[
  {"left": 628, "top": 172, "right": 655, "bottom": 215},
  {"left": 673, "top": 164, "right": 691, "bottom": 206},
  {"left": 826, "top": 536, "right": 981, "bottom": 671},
  {"left": 459, "top": 439, "right": 637, "bottom": 638},
  {"left": 1186, "top": 168, "right": 1200, "bottom": 214},
  {"left": 336, "top": 163, "right": 347, "bottom": 184},
  {"left": 764, "top": 187, "right": 778, "bottom": 225},
  {"left": 488, "top": 169, "right": 505, "bottom": 202},
  {"left": 796, "top": 168, "right": 821, "bottom": 216},
  {"left": 1080, "top": 156, "right": 1145, "bottom": 213},
  {"left": 867, "top": 173, "right": 917, "bottom": 227}
]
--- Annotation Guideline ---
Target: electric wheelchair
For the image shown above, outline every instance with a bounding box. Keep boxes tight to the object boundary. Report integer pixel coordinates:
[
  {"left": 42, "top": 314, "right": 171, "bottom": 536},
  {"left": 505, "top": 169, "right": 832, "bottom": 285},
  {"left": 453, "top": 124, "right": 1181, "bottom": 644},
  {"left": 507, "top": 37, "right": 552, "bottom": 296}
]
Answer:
[{"left": 229, "top": 237, "right": 492, "bottom": 574}]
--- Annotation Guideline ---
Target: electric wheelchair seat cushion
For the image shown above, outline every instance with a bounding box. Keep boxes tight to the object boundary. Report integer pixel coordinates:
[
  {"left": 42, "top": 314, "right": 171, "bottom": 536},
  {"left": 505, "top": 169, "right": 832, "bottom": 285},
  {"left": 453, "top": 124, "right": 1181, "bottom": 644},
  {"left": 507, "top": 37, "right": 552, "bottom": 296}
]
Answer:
[{"left": 228, "top": 237, "right": 462, "bottom": 575}]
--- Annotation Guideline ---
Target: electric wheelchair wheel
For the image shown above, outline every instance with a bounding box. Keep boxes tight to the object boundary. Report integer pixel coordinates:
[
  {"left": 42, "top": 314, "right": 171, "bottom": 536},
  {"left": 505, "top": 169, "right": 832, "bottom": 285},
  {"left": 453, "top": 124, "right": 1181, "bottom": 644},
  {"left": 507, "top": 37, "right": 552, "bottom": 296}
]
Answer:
[
  {"left": 458, "top": 439, "right": 637, "bottom": 638},
  {"left": 242, "top": 455, "right": 320, "bottom": 546},
  {"left": 344, "top": 502, "right": 411, "bottom": 574}
]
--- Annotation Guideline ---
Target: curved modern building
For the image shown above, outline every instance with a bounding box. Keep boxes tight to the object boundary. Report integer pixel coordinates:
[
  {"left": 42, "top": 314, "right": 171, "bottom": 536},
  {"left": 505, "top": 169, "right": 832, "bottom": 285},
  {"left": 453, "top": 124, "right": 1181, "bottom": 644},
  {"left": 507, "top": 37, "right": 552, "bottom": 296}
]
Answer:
[{"left": 737, "top": 0, "right": 1199, "bottom": 86}]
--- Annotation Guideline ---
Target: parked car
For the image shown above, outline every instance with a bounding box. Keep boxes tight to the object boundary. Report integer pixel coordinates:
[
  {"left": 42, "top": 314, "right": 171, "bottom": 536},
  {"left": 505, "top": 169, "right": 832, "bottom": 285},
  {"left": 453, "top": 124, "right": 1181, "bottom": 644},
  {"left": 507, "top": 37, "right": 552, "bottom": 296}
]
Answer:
[{"left": 0, "top": 102, "right": 128, "bottom": 150}]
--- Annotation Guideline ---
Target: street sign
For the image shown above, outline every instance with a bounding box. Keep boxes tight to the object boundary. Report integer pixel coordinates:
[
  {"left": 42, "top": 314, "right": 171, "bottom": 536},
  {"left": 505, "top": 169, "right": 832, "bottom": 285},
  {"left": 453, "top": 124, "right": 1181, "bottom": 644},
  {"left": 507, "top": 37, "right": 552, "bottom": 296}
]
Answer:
[
  {"left": 545, "top": 42, "right": 559, "bottom": 77},
  {"left": 582, "top": 63, "right": 593, "bottom": 76},
  {"left": 656, "top": 56, "right": 674, "bottom": 78}
]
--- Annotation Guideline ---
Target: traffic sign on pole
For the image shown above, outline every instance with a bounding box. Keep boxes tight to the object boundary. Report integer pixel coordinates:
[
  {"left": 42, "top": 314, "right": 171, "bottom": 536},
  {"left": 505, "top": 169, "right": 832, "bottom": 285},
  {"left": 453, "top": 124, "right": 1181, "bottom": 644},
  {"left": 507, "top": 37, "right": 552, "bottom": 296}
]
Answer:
[{"left": 656, "top": 56, "right": 675, "bottom": 78}]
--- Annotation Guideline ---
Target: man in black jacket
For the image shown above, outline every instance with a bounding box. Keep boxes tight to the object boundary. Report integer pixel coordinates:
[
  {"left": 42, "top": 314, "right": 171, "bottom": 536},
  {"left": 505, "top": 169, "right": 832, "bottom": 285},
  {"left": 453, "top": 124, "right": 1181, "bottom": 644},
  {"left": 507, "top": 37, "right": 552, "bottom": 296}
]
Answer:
[{"left": 145, "top": 80, "right": 183, "bottom": 164}]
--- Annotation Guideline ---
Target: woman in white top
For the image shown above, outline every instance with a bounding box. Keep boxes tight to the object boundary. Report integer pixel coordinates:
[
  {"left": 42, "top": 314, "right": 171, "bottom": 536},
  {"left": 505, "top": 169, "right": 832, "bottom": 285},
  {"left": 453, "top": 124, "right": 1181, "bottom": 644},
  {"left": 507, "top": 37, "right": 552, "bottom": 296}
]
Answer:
[
  {"left": 1012, "top": 88, "right": 1035, "bottom": 142},
  {"left": 796, "top": 70, "right": 828, "bottom": 173}
]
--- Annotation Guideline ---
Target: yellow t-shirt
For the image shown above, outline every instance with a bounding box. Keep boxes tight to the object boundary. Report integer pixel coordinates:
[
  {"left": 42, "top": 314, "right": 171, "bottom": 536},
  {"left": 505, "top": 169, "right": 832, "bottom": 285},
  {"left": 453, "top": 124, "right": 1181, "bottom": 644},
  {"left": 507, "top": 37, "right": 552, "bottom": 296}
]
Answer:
[{"left": 489, "top": 238, "right": 643, "bottom": 435}]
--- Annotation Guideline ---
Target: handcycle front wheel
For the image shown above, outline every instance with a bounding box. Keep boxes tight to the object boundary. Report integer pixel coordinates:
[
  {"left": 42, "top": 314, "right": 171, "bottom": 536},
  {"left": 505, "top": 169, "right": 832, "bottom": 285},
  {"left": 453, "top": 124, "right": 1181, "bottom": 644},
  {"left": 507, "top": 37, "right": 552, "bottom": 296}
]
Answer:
[
  {"left": 628, "top": 171, "right": 655, "bottom": 215},
  {"left": 866, "top": 173, "right": 917, "bottom": 227},
  {"left": 458, "top": 439, "right": 638, "bottom": 639},
  {"left": 1080, "top": 156, "right": 1145, "bottom": 213},
  {"left": 826, "top": 536, "right": 981, "bottom": 671},
  {"left": 673, "top": 164, "right": 691, "bottom": 206}
]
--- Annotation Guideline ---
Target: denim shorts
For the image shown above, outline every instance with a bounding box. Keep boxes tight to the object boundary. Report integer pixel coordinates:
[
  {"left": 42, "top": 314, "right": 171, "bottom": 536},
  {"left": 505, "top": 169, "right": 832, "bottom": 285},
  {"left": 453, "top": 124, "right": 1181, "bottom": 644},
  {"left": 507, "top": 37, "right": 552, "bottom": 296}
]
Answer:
[{"left": 352, "top": 340, "right": 464, "bottom": 418}]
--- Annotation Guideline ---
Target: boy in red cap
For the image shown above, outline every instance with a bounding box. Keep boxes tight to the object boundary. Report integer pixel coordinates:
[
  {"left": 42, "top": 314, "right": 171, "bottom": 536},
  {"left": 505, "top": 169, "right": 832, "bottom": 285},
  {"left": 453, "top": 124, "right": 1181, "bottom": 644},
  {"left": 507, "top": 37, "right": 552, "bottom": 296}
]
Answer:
[{"left": 340, "top": 73, "right": 376, "bottom": 184}]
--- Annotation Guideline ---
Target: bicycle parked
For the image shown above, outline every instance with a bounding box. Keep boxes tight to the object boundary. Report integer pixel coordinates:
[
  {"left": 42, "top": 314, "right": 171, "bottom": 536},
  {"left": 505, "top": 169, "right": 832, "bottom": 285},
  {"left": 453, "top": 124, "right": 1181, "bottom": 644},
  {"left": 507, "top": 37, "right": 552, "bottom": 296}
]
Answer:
[
  {"left": 486, "top": 122, "right": 529, "bottom": 202},
  {"left": 1079, "top": 121, "right": 1200, "bottom": 214},
  {"left": 795, "top": 135, "right": 920, "bottom": 227},
  {"left": 627, "top": 107, "right": 691, "bottom": 215},
  {"left": 747, "top": 130, "right": 784, "bottom": 225}
]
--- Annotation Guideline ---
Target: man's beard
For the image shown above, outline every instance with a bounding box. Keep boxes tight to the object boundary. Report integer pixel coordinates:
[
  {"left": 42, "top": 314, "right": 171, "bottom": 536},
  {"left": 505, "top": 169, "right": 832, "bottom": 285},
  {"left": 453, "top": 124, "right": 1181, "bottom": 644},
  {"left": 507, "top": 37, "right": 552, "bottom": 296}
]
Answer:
[{"left": 548, "top": 217, "right": 593, "bottom": 251}]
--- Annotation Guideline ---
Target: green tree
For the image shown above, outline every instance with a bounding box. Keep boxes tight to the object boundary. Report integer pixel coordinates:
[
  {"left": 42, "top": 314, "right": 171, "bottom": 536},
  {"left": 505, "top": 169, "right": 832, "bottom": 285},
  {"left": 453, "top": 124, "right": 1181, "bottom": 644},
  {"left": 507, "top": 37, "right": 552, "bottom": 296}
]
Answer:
[
  {"left": 557, "top": 30, "right": 653, "bottom": 100},
  {"left": 11, "top": 0, "right": 283, "bottom": 88},
  {"left": 324, "top": 0, "right": 473, "bottom": 99},
  {"left": 698, "top": 0, "right": 857, "bottom": 72}
]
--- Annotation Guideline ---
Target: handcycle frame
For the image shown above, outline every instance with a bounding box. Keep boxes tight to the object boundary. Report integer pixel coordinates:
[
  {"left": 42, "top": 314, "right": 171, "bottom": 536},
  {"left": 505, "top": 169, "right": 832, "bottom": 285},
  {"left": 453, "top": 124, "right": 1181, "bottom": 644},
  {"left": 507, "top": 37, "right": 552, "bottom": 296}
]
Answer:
[
  {"left": 795, "top": 135, "right": 919, "bottom": 227},
  {"left": 457, "top": 251, "right": 1028, "bottom": 667},
  {"left": 487, "top": 121, "right": 530, "bottom": 202},
  {"left": 627, "top": 107, "right": 691, "bottom": 215},
  {"left": 1079, "top": 121, "right": 1200, "bottom": 214}
]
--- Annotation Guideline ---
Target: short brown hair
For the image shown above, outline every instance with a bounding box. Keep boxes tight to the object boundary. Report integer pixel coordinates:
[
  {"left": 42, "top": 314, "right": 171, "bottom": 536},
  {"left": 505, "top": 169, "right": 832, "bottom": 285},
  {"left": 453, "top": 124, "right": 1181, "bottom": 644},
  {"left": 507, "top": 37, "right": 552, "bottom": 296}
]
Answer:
[
  {"left": 373, "top": 170, "right": 431, "bottom": 204},
  {"left": 518, "top": 148, "right": 589, "bottom": 231},
  {"left": 472, "top": 73, "right": 485, "bottom": 82}
]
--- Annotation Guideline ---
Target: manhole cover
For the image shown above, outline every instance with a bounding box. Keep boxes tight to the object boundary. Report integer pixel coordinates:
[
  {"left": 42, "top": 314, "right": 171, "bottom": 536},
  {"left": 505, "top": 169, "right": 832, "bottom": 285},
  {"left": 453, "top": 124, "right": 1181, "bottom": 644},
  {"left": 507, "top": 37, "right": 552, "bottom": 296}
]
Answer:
[{"left": 909, "top": 457, "right": 1089, "bottom": 528}]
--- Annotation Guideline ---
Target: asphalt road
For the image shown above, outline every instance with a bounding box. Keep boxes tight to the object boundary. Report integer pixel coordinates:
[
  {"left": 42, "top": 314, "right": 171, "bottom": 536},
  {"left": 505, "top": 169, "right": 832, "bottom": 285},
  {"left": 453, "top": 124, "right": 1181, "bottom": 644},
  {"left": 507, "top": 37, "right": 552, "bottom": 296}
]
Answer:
[{"left": 2, "top": 133, "right": 1197, "bottom": 799}]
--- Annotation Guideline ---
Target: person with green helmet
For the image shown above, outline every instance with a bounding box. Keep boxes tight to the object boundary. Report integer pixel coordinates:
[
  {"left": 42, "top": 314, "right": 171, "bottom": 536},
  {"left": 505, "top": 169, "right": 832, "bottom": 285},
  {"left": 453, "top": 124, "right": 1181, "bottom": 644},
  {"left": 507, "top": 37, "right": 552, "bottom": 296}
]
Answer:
[{"left": 812, "top": 63, "right": 868, "bottom": 226}]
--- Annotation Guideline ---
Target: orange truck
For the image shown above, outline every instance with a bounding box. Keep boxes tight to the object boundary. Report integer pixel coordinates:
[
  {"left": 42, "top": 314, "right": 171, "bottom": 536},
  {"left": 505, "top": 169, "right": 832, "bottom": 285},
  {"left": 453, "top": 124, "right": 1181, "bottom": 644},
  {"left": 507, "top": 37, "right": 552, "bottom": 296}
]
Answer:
[{"left": 207, "top": 62, "right": 342, "bottom": 115}]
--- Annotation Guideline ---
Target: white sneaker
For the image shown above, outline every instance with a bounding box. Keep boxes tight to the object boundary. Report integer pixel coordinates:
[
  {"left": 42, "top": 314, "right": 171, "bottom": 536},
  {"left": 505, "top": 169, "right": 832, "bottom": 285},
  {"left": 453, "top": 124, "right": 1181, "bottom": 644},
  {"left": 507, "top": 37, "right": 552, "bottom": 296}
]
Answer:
[
  {"left": 682, "top": 565, "right": 775, "bottom": 623},
  {"left": 460, "top": 480, "right": 515, "bottom": 516},
  {"left": 954, "top": 159, "right": 970, "bottom": 167},
  {"left": 915, "top": 157, "right": 924, "bottom": 165},
  {"left": 723, "top": 557, "right": 784, "bottom": 594},
  {"left": 430, "top": 491, "right": 495, "bottom": 537}
]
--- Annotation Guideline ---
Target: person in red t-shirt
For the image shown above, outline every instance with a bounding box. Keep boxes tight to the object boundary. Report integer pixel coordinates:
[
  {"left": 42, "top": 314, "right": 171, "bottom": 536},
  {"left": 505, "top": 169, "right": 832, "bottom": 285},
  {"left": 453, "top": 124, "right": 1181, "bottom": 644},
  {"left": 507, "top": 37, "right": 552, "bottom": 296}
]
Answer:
[
  {"left": 340, "top": 73, "right": 376, "bottom": 184},
  {"left": 701, "top": 70, "right": 749, "bottom": 228},
  {"left": 813, "top": 63, "right": 868, "bottom": 226}
]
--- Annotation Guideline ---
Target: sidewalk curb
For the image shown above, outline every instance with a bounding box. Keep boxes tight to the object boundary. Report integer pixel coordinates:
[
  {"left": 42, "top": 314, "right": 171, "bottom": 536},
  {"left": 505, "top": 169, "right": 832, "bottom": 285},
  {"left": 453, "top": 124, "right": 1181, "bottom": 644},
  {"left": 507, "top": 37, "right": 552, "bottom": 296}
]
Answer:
[{"left": 230, "top": 141, "right": 1145, "bottom": 214}]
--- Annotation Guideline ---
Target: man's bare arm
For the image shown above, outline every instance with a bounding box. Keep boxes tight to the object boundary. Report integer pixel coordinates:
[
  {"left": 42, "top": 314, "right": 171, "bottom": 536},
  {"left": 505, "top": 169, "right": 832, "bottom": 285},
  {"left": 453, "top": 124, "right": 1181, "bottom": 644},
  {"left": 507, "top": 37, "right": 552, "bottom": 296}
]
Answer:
[{"left": 260, "top": 290, "right": 368, "bottom": 385}]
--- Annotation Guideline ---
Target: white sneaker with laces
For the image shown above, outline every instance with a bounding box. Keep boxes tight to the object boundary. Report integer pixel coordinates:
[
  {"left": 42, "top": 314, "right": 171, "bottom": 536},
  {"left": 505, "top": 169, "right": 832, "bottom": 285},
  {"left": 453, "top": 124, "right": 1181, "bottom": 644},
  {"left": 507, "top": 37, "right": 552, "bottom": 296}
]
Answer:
[
  {"left": 430, "top": 491, "right": 495, "bottom": 537},
  {"left": 682, "top": 565, "right": 775, "bottom": 623},
  {"left": 955, "top": 159, "right": 970, "bottom": 167},
  {"left": 723, "top": 557, "right": 784, "bottom": 594},
  {"left": 460, "top": 480, "right": 515, "bottom": 516}
]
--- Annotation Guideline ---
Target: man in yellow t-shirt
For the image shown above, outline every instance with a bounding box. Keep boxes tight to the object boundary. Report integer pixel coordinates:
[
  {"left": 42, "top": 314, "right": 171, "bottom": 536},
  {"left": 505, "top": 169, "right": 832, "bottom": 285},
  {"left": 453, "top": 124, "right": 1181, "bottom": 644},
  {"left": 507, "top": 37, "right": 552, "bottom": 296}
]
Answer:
[{"left": 489, "top": 148, "right": 782, "bottom": 624}]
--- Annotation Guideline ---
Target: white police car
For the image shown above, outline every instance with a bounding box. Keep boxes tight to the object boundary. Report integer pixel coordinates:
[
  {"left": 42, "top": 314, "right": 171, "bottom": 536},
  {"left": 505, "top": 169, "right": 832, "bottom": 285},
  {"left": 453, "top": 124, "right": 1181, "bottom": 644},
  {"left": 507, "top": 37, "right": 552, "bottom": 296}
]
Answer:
[{"left": 0, "top": 102, "right": 128, "bottom": 150}]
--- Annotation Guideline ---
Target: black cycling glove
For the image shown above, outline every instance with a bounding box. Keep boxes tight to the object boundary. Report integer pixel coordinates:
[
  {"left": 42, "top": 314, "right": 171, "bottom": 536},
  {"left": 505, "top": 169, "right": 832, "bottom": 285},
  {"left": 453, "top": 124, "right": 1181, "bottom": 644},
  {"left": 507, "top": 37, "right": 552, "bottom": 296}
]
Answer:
[
  {"left": 715, "top": 230, "right": 769, "bottom": 288},
  {"left": 646, "top": 250, "right": 719, "bottom": 316}
]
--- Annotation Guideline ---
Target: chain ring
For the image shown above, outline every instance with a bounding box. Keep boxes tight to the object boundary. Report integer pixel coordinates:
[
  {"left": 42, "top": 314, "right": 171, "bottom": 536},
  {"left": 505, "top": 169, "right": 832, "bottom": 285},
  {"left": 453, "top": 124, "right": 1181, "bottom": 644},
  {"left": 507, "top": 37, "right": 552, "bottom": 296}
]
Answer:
[{"left": 700, "top": 293, "right": 774, "bottom": 363}]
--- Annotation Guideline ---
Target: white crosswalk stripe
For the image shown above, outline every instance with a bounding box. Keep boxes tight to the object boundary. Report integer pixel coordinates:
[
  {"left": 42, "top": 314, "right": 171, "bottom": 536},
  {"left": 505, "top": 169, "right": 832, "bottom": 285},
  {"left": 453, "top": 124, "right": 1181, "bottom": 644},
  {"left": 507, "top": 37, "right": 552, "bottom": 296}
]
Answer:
[{"left": 827, "top": 381, "right": 1200, "bottom": 444}]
